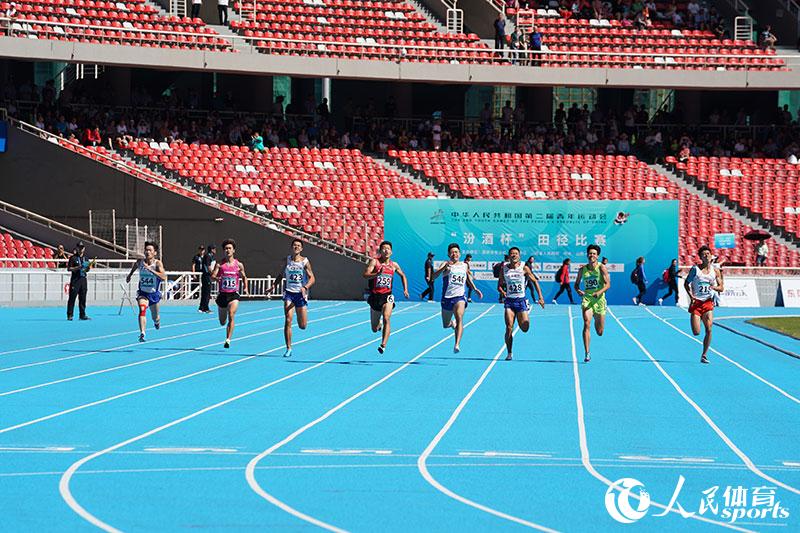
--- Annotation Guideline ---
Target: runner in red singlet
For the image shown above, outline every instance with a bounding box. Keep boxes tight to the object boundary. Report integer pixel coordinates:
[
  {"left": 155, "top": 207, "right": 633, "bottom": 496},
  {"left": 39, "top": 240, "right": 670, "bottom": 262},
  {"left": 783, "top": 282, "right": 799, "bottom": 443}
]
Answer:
[{"left": 363, "top": 240, "right": 409, "bottom": 354}]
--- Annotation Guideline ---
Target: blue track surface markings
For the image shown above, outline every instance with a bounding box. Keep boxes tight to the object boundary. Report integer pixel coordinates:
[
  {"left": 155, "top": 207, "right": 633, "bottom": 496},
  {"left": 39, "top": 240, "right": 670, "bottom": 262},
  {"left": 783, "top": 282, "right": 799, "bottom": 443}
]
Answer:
[{"left": 0, "top": 301, "right": 798, "bottom": 531}]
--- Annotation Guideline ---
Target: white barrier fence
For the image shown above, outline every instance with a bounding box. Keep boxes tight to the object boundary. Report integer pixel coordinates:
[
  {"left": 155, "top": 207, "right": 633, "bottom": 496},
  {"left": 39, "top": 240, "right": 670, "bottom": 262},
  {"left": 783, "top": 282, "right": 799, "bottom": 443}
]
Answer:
[{"left": 0, "top": 269, "right": 285, "bottom": 305}]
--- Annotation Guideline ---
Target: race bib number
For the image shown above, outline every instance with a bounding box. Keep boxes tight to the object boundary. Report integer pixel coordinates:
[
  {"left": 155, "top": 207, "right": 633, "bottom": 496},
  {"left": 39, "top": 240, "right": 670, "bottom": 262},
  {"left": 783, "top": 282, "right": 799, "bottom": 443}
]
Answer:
[
  {"left": 376, "top": 273, "right": 393, "bottom": 288},
  {"left": 140, "top": 277, "right": 155, "bottom": 288},
  {"left": 697, "top": 281, "right": 711, "bottom": 295},
  {"left": 221, "top": 277, "right": 238, "bottom": 290},
  {"left": 288, "top": 272, "right": 304, "bottom": 283},
  {"left": 386, "top": 294, "right": 395, "bottom": 303},
  {"left": 450, "top": 274, "right": 466, "bottom": 286},
  {"left": 508, "top": 282, "right": 523, "bottom": 294},
  {"left": 585, "top": 278, "right": 599, "bottom": 290}
]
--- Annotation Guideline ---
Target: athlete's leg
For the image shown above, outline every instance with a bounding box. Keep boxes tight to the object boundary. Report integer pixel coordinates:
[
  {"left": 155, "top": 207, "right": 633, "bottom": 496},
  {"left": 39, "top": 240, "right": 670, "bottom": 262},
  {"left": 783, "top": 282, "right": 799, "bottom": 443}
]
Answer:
[
  {"left": 283, "top": 300, "right": 296, "bottom": 349},
  {"left": 582, "top": 306, "right": 594, "bottom": 357},
  {"left": 370, "top": 308, "right": 382, "bottom": 332},
  {"left": 504, "top": 307, "right": 516, "bottom": 359},
  {"left": 441, "top": 307, "right": 455, "bottom": 328},
  {"left": 296, "top": 305, "right": 308, "bottom": 330},
  {"left": 380, "top": 303, "right": 393, "bottom": 348},
  {"left": 594, "top": 312, "right": 605, "bottom": 336},
  {"left": 137, "top": 298, "right": 148, "bottom": 335},
  {"left": 149, "top": 301, "right": 160, "bottom": 329},
  {"left": 517, "top": 311, "right": 530, "bottom": 332},
  {"left": 690, "top": 312, "right": 702, "bottom": 336},
  {"left": 452, "top": 300, "right": 466, "bottom": 351},
  {"left": 218, "top": 303, "right": 228, "bottom": 326},
  {"left": 700, "top": 310, "right": 713, "bottom": 361},
  {"left": 226, "top": 299, "right": 240, "bottom": 342}
]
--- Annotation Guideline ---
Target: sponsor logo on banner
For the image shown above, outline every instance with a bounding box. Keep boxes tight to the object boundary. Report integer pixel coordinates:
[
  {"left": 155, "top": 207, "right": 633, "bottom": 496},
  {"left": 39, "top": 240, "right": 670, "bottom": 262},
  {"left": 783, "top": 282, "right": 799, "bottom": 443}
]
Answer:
[
  {"left": 719, "top": 278, "right": 759, "bottom": 307},
  {"left": 473, "top": 271, "right": 496, "bottom": 281},
  {"left": 714, "top": 233, "right": 737, "bottom": 249},
  {"left": 470, "top": 261, "right": 488, "bottom": 270},
  {"left": 779, "top": 278, "right": 800, "bottom": 307}
]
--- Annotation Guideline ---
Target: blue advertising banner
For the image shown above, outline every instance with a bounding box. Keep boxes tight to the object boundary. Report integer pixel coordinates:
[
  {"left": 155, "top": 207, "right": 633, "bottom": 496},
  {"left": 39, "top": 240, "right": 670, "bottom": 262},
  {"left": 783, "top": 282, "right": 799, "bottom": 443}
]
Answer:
[
  {"left": 714, "top": 233, "right": 736, "bottom": 249},
  {"left": 383, "top": 199, "right": 679, "bottom": 305}
]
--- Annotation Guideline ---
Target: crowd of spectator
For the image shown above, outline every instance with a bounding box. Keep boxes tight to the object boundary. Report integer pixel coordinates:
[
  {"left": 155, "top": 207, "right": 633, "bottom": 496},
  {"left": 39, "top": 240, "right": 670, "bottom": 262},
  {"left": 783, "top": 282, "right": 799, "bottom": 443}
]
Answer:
[
  {"left": 505, "top": 0, "right": 728, "bottom": 34},
  {"left": 5, "top": 77, "right": 800, "bottom": 165}
]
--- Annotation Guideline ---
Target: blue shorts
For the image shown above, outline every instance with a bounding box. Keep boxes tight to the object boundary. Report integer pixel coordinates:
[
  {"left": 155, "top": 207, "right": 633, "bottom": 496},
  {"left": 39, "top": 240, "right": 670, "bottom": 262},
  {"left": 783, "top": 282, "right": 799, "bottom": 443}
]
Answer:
[
  {"left": 137, "top": 290, "right": 161, "bottom": 306},
  {"left": 441, "top": 295, "right": 467, "bottom": 312},
  {"left": 284, "top": 291, "right": 308, "bottom": 308},
  {"left": 504, "top": 297, "right": 530, "bottom": 313}
]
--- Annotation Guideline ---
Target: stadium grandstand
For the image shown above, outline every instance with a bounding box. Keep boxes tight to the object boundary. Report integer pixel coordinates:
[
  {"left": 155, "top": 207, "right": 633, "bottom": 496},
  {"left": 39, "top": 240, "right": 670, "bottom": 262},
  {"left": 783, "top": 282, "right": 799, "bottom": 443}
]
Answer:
[{"left": 1, "top": 0, "right": 800, "bottom": 529}]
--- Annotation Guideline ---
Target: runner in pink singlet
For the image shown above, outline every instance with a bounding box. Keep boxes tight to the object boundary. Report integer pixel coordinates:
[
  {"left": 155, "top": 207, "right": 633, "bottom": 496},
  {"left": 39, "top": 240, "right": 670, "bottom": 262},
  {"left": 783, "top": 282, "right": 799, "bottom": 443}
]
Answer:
[{"left": 211, "top": 239, "right": 249, "bottom": 348}]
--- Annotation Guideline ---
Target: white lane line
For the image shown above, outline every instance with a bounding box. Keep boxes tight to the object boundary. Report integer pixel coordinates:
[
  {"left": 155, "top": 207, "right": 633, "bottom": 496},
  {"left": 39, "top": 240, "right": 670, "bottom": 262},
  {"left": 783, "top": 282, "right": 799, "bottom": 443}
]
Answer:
[
  {"left": 143, "top": 447, "right": 238, "bottom": 453},
  {"left": 617, "top": 455, "right": 715, "bottom": 463},
  {"left": 716, "top": 315, "right": 800, "bottom": 321},
  {"left": 567, "top": 306, "right": 754, "bottom": 533},
  {"left": 0, "top": 446, "right": 76, "bottom": 452},
  {"left": 458, "top": 451, "right": 553, "bottom": 458},
  {"left": 0, "top": 304, "right": 319, "bottom": 373},
  {"left": 300, "top": 449, "right": 393, "bottom": 455},
  {"left": 0, "top": 305, "right": 359, "bottom": 397},
  {"left": 244, "top": 306, "right": 496, "bottom": 533},
  {"left": 0, "top": 304, "right": 292, "bottom": 358},
  {"left": 13, "top": 461, "right": 800, "bottom": 480},
  {"left": 643, "top": 307, "right": 800, "bottom": 404},
  {"left": 0, "top": 304, "right": 387, "bottom": 435},
  {"left": 783, "top": 462, "right": 800, "bottom": 467},
  {"left": 58, "top": 305, "right": 432, "bottom": 533},
  {"left": 608, "top": 308, "right": 800, "bottom": 497},
  {"left": 417, "top": 326, "right": 558, "bottom": 532}
]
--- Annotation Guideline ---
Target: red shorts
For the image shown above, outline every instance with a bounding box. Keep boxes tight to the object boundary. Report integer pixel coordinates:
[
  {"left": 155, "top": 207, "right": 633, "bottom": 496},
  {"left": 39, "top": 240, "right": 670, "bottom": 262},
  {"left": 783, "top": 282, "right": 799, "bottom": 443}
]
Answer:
[{"left": 689, "top": 298, "right": 715, "bottom": 317}]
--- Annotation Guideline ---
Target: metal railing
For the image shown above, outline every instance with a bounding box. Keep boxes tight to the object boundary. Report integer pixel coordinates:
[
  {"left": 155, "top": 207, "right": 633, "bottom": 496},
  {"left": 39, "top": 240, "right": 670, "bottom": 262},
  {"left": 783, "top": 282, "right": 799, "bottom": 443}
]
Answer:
[
  {"left": 0, "top": 197, "right": 130, "bottom": 257},
  {"left": 0, "top": 268, "right": 285, "bottom": 303},
  {"left": 0, "top": 16, "right": 793, "bottom": 71},
  {"left": 9, "top": 118, "right": 370, "bottom": 261}
]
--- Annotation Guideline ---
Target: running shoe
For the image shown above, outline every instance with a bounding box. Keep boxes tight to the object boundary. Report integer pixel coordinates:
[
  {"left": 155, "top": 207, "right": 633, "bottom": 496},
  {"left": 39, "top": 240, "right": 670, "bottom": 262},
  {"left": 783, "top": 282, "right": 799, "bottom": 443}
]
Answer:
[
  {"left": 139, "top": 333, "right": 145, "bottom": 343},
  {"left": 657, "top": 298, "right": 663, "bottom": 306},
  {"left": 377, "top": 344, "right": 385, "bottom": 355},
  {"left": 551, "top": 299, "right": 557, "bottom": 305},
  {"left": 283, "top": 348, "right": 292, "bottom": 358},
  {"left": 154, "top": 320, "right": 160, "bottom": 330},
  {"left": 224, "top": 339, "right": 230, "bottom": 349},
  {"left": 505, "top": 352, "right": 513, "bottom": 361},
  {"left": 453, "top": 345, "right": 460, "bottom": 354},
  {"left": 700, "top": 354, "right": 709, "bottom": 364},
  {"left": 584, "top": 353, "right": 591, "bottom": 363}
]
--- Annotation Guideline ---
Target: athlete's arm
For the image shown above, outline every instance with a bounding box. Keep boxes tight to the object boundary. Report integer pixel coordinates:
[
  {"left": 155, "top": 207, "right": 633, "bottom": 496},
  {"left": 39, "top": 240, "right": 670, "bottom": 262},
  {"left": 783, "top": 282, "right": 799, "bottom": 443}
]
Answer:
[
  {"left": 497, "top": 267, "right": 506, "bottom": 298},
  {"left": 210, "top": 263, "right": 220, "bottom": 281},
  {"left": 362, "top": 259, "right": 378, "bottom": 279},
  {"left": 524, "top": 266, "right": 546, "bottom": 308},
  {"left": 684, "top": 267, "right": 696, "bottom": 301},
  {"left": 595, "top": 264, "right": 611, "bottom": 297},
  {"left": 430, "top": 262, "right": 448, "bottom": 281},
  {"left": 302, "top": 260, "right": 316, "bottom": 297},
  {"left": 574, "top": 266, "right": 585, "bottom": 296},
  {"left": 466, "top": 266, "right": 483, "bottom": 299},
  {"left": 713, "top": 269, "right": 724, "bottom": 293},
  {"left": 153, "top": 260, "right": 168, "bottom": 281},
  {"left": 394, "top": 262, "right": 410, "bottom": 298},
  {"left": 125, "top": 259, "right": 140, "bottom": 283},
  {"left": 239, "top": 262, "right": 249, "bottom": 295}
]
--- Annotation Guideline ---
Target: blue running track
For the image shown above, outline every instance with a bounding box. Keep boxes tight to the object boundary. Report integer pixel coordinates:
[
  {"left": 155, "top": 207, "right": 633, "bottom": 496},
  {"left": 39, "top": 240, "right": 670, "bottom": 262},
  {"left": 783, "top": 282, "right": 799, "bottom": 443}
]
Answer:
[{"left": 0, "top": 300, "right": 798, "bottom": 532}]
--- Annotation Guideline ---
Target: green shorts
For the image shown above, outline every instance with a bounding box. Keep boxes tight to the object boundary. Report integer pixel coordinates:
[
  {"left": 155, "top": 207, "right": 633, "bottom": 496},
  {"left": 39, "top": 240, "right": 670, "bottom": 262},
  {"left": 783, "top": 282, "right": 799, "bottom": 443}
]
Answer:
[{"left": 581, "top": 293, "right": 607, "bottom": 316}]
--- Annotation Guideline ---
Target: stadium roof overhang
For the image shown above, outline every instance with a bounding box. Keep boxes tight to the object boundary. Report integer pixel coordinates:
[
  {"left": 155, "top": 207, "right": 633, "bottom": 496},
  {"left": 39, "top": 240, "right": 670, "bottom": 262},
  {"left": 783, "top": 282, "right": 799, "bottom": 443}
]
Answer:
[{"left": 2, "top": 37, "right": 799, "bottom": 90}]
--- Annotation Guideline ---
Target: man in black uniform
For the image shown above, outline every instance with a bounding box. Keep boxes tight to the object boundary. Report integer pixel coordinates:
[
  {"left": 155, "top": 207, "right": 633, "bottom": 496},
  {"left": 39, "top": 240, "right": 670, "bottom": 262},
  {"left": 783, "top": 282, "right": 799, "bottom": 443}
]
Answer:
[
  {"left": 199, "top": 244, "right": 216, "bottom": 313},
  {"left": 67, "top": 241, "right": 93, "bottom": 320},
  {"left": 420, "top": 252, "right": 435, "bottom": 301},
  {"left": 191, "top": 245, "right": 205, "bottom": 300}
]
